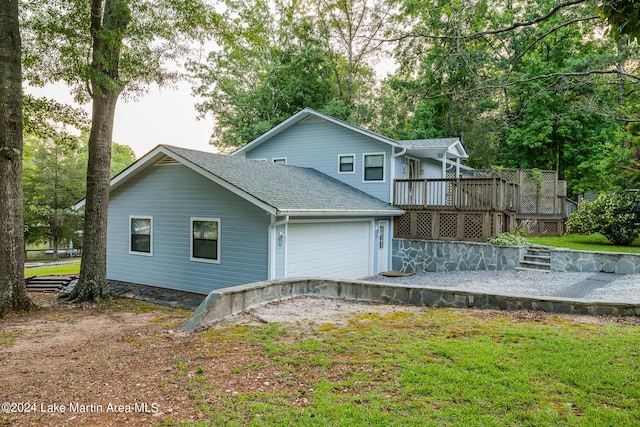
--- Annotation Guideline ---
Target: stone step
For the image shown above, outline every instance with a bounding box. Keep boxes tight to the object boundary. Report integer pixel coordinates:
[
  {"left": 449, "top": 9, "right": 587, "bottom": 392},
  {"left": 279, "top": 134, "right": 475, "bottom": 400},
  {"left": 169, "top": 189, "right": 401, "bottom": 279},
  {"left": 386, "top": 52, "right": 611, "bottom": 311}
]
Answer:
[
  {"left": 514, "top": 266, "right": 551, "bottom": 272},
  {"left": 524, "top": 254, "right": 551, "bottom": 262},
  {"left": 518, "top": 261, "right": 551, "bottom": 270}
]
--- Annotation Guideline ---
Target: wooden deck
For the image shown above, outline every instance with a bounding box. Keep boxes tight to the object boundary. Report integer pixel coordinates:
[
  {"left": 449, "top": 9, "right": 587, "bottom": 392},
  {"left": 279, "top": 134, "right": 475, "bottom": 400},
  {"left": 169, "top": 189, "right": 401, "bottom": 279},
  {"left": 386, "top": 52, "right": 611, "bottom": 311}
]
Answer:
[
  {"left": 393, "top": 178, "right": 519, "bottom": 212},
  {"left": 393, "top": 172, "right": 577, "bottom": 240}
]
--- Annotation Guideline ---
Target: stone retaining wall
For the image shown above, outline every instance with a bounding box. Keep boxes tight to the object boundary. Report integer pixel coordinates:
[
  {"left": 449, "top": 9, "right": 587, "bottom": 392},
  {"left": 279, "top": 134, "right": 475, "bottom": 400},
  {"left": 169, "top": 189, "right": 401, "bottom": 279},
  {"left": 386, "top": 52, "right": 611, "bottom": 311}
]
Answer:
[
  {"left": 550, "top": 249, "right": 640, "bottom": 274},
  {"left": 392, "top": 239, "right": 640, "bottom": 275},
  {"left": 392, "top": 239, "right": 524, "bottom": 272},
  {"left": 182, "top": 278, "right": 640, "bottom": 332}
]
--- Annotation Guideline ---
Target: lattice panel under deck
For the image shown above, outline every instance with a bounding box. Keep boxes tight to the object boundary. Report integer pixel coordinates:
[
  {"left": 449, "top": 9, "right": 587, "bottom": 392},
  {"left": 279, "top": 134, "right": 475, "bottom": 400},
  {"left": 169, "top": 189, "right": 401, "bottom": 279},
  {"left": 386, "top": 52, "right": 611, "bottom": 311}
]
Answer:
[
  {"left": 416, "top": 212, "right": 433, "bottom": 239},
  {"left": 395, "top": 213, "right": 411, "bottom": 237},
  {"left": 439, "top": 213, "right": 458, "bottom": 238},
  {"left": 542, "top": 221, "right": 559, "bottom": 235},
  {"left": 463, "top": 214, "right": 483, "bottom": 240}
]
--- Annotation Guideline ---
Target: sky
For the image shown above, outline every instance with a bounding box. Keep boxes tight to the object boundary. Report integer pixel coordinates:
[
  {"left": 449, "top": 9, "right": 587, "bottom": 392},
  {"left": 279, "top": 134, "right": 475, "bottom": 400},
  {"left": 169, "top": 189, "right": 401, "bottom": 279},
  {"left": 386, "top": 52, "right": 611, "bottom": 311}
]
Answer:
[
  {"left": 26, "top": 81, "right": 217, "bottom": 158},
  {"left": 26, "top": 57, "right": 397, "bottom": 159}
]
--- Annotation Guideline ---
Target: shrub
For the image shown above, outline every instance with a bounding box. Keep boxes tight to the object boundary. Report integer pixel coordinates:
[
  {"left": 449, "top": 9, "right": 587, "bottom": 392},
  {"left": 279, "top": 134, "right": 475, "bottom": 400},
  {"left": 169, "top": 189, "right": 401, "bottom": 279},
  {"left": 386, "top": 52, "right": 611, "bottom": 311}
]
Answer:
[
  {"left": 567, "top": 191, "right": 640, "bottom": 245},
  {"left": 488, "top": 233, "right": 530, "bottom": 246}
]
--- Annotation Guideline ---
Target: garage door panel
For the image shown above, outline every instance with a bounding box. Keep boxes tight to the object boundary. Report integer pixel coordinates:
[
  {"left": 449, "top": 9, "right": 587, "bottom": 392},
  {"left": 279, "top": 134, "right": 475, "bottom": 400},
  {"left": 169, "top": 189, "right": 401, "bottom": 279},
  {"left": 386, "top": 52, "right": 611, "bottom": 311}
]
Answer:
[{"left": 287, "top": 221, "right": 371, "bottom": 279}]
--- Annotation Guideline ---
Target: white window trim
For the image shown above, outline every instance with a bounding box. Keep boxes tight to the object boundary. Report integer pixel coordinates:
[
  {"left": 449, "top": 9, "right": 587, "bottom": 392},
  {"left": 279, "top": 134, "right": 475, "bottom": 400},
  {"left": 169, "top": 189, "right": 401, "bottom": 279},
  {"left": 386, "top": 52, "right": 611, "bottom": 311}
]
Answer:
[
  {"left": 129, "top": 215, "right": 153, "bottom": 256},
  {"left": 253, "top": 158, "right": 268, "bottom": 162},
  {"left": 362, "top": 152, "right": 386, "bottom": 183},
  {"left": 190, "top": 217, "right": 221, "bottom": 264},
  {"left": 272, "top": 157, "right": 287, "bottom": 165},
  {"left": 337, "top": 153, "right": 356, "bottom": 174}
]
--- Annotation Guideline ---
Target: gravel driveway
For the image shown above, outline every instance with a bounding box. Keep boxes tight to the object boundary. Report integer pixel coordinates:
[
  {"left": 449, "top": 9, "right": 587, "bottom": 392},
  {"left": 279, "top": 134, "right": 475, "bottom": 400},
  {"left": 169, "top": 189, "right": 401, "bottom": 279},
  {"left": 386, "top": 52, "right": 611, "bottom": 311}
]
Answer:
[{"left": 367, "top": 270, "right": 640, "bottom": 303}]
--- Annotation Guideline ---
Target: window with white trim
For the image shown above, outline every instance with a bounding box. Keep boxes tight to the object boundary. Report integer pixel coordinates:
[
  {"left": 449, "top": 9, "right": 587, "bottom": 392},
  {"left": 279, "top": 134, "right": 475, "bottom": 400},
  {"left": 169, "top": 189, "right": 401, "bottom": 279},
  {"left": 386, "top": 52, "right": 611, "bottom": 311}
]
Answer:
[
  {"left": 363, "top": 153, "right": 385, "bottom": 182},
  {"left": 191, "top": 218, "right": 220, "bottom": 263},
  {"left": 272, "top": 157, "right": 287, "bottom": 165},
  {"left": 130, "top": 216, "right": 152, "bottom": 255},
  {"left": 338, "top": 154, "right": 355, "bottom": 173}
]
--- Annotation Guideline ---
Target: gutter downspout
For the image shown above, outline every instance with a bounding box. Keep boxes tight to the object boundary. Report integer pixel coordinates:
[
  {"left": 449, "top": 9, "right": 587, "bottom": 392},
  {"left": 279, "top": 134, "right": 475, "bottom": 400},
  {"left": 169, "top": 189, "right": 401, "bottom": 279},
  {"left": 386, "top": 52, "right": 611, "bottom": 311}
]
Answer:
[{"left": 391, "top": 147, "right": 406, "bottom": 204}]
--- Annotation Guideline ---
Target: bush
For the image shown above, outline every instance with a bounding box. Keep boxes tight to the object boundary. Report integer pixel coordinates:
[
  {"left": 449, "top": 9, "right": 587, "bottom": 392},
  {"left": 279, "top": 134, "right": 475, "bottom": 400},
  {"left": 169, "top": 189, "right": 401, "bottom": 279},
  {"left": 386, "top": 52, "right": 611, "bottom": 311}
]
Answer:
[
  {"left": 567, "top": 192, "right": 640, "bottom": 245},
  {"left": 488, "top": 233, "right": 530, "bottom": 246}
]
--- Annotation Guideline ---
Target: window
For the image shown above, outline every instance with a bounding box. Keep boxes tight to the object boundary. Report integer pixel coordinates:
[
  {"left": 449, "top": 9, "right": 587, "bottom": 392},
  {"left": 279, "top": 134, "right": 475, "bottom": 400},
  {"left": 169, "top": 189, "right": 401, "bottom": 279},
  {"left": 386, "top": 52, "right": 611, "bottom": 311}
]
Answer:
[
  {"left": 130, "top": 216, "right": 152, "bottom": 255},
  {"left": 272, "top": 158, "right": 287, "bottom": 165},
  {"left": 363, "top": 153, "right": 385, "bottom": 182},
  {"left": 338, "top": 154, "right": 355, "bottom": 173},
  {"left": 191, "top": 218, "right": 220, "bottom": 263}
]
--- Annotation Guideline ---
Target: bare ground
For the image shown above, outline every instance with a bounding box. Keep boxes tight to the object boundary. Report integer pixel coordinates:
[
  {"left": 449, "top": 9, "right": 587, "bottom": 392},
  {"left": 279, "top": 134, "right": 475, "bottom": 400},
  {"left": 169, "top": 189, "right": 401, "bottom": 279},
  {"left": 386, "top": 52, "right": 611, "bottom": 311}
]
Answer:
[{"left": 1, "top": 293, "right": 639, "bottom": 426}]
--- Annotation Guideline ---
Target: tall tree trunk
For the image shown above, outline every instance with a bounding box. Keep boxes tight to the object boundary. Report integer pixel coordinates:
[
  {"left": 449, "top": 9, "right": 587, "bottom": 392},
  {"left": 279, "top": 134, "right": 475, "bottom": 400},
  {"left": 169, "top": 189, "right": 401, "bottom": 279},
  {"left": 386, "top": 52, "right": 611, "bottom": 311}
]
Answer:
[
  {"left": 69, "top": 93, "right": 118, "bottom": 302},
  {"left": 66, "top": 0, "right": 129, "bottom": 302},
  {"left": 0, "top": 0, "right": 32, "bottom": 316}
]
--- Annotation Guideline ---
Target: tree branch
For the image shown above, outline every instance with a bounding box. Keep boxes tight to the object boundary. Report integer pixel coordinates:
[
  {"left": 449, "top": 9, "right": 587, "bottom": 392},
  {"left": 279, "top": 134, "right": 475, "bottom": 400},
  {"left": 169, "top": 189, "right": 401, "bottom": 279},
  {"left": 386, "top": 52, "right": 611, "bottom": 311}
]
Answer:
[{"left": 384, "top": 0, "right": 590, "bottom": 43}]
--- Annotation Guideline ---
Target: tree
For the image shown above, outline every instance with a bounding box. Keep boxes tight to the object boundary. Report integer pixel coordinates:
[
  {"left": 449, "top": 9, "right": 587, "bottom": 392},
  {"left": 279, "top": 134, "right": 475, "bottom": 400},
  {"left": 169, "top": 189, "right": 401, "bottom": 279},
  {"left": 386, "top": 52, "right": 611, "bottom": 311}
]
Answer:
[
  {"left": 191, "top": 0, "right": 336, "bottom": 148},
  {"left": 23, "top": 135, "right": 86, "bottom": 259},
  {"left": 385, "top": 0, "right": 640, "bottom": 192},
  {"left": 312, "top": 0, "right": 396, "bottom": 106},
  {"left": 0, "top": 0, "right": 32, "bottom": 315},
  {"left": 23, "top": 137, "right": 136, "bottom": 258},
  {"left": 21, "top": 0, "right": 216, "bottom": 302}
]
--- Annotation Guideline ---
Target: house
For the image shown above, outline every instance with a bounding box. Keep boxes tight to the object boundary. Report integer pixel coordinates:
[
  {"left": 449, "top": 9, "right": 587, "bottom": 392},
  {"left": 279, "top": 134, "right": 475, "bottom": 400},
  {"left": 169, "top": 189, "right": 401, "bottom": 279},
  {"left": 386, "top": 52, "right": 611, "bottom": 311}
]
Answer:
[
  {"left": 232, "top": 108, "right": 473, "bottom": 205},
  {"left": 90, "top": 108, "right": 481, "bottom": 295},
  {"left": 97, "top": 144, "right": 403, "bottom": 295}
]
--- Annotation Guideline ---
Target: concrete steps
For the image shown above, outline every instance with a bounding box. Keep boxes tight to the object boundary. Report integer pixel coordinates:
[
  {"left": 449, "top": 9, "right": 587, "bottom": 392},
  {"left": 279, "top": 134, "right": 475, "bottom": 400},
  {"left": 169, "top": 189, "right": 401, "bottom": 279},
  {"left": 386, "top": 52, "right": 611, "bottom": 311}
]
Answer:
[{"left": 515, "top": 246, "right": 551, "bottom": 272}]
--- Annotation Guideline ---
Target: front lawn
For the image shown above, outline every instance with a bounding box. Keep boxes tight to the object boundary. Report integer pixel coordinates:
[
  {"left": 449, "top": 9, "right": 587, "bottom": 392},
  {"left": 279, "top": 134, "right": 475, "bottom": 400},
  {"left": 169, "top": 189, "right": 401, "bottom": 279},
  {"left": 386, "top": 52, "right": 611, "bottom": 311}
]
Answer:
[
  {"left": 167, "top": 309, "right": 640, "bottom": 426},
  {"left": 528, "top": 233, "right": 640, "bottom": 253}
]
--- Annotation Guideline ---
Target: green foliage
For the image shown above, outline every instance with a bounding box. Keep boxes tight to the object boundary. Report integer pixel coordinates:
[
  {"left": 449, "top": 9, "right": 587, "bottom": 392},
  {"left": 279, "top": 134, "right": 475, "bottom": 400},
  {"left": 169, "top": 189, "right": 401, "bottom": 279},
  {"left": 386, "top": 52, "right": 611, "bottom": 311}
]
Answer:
[
  {"left": 567, "top": 191, "right": 640, "bottom": 245},
  {"left": 190, "top": 0, "right": 388, "bottom": 149},
  {"left": 598, "top": 0, "right": 640, "bottom": 42},
  {"left": 488, "top": 232, "right": 530, "bottom": 246},
  {"left": 22, "top": 136, "right": 135, "bottom": 250},
  {"left": 21, "top": 0, "right": 217, "bottom": 102}
]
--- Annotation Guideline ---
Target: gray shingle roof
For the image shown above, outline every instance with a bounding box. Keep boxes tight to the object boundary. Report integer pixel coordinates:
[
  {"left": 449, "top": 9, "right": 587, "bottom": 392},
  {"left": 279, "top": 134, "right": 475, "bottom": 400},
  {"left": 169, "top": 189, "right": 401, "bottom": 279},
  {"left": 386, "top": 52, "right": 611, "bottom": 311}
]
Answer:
[{"left": 163, "top": 145, "right": 402, "bottom": 216}]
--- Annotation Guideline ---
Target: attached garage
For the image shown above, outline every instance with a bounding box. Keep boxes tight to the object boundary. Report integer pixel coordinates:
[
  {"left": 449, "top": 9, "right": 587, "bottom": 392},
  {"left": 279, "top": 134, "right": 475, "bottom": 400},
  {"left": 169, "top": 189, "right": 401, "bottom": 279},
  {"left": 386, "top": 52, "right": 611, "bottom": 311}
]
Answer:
[{"left": 286, "top": 220, "right": 372, "bottom": 279}]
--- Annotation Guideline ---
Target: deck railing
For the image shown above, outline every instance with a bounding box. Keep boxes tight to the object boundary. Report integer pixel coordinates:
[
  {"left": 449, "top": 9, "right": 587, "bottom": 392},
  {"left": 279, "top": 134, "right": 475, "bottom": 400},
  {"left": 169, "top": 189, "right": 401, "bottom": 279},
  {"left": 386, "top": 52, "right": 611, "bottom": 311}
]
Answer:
[{"left": 393, "top": 178, "right": 519, "bottom": 212}]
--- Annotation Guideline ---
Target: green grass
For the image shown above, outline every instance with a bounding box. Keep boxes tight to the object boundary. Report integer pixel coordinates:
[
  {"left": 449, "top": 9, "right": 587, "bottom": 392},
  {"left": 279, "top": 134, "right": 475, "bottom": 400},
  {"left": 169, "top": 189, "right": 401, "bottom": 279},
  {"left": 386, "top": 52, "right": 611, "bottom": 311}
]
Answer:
[
  {"left": 24, "top": 261, "right": 81, "bottom": 277},
  {"left": 528, "top": 233, "right": 640, "bottom": 253},
  {"left": 161, "top": 309, "right": 640, "bottom": 426}
]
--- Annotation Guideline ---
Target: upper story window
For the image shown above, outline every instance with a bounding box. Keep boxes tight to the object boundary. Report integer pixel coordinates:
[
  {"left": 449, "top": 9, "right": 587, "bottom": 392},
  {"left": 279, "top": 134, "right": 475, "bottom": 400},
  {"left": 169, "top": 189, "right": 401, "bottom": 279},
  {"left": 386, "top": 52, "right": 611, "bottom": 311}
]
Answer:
[
  {"left": 338, "top": 154, "right": 355, "bottom": 173},
  {"left": 363, "top": 153, "right": 385, "bottom": 182},
  {"left": 130, "top": 216, "right": 152, "bottom": 255},
  {"left": 272, "top": 158, "right": 287, "bottom": 165},
  {"left": 191, "top": 218, "right": 220, "bottom": 263}
]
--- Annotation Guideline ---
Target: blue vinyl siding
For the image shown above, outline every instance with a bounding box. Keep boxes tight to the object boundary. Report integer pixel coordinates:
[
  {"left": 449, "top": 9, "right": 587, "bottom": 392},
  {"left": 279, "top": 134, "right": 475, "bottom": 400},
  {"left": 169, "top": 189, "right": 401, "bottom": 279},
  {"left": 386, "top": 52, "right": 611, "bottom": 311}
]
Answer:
[
  {"left": 107, "top": 163, "right": 270, "bottom": 294},
  {"left": 244, "top": 119, "right": 392, "bottom": 201}
]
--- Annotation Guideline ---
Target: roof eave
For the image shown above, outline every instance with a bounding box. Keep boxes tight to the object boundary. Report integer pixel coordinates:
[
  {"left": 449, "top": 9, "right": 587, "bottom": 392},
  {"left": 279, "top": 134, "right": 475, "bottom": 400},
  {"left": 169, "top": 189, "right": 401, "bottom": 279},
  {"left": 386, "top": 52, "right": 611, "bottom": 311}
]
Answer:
[{"left": 276, "top": 208, "right": 405, "bottom": 217}]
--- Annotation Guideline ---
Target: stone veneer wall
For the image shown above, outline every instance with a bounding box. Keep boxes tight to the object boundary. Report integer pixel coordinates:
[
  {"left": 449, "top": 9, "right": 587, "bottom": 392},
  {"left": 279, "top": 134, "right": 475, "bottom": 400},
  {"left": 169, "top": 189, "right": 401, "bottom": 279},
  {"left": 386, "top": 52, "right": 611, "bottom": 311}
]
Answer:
[
  {"left": 550, "top": 249, "right": 640, "bottom": 274},
  {"left": 392, "top": 238, "right": 640, "bottom": 275},
  {"left": 392, "top": 239, "right": 525, "bottom": 273}
]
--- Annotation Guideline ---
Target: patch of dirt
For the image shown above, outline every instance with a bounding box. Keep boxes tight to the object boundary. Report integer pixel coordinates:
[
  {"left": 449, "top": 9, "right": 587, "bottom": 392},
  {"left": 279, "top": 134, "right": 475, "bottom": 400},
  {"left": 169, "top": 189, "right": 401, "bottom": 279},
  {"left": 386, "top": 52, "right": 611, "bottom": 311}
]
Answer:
[{"left": 1, "top": 293, "right": 638, "bottom": 426}]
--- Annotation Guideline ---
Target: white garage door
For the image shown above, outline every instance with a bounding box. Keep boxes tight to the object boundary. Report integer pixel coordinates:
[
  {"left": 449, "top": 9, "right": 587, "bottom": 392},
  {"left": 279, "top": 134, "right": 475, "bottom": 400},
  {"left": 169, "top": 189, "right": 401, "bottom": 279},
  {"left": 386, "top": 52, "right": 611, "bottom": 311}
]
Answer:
[{"left": 286, "top": 221, "right": 371, "bottom": 279}]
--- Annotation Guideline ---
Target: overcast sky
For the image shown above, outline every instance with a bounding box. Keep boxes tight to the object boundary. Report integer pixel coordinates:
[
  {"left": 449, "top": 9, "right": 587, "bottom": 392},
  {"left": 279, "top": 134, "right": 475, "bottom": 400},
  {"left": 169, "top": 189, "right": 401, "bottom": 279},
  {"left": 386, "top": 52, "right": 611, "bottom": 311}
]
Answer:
[
  {"left": 26, "top": 56, "right": 396, "bottom": 159},
  {"left": 27, "top": 81, "right": 216, "bottom": 158}
]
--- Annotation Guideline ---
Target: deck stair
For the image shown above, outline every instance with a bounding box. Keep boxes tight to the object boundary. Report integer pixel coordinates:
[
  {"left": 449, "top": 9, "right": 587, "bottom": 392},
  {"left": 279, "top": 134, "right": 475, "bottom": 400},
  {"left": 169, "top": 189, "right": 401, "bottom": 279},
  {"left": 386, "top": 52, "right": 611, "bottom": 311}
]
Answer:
[{"left": 516, "top": 246, "right": 552, "bottom": 272}]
